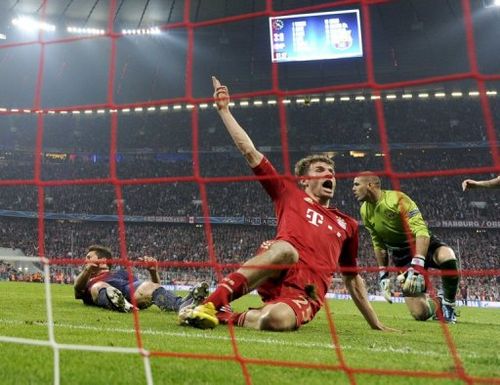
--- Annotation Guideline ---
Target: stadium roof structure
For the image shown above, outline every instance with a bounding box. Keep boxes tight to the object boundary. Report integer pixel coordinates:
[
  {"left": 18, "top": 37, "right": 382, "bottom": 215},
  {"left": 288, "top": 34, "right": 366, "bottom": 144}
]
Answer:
[{"left": 0, "top": 0, "right": 498, "bottom": 108}]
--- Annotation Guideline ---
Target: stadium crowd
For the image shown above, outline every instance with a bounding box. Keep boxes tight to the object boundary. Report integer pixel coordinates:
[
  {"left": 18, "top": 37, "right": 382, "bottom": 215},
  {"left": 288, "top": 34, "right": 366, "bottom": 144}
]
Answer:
[
  {"left": 0, "top": 260, "right": 17, "bottom": 280},
  {"left": 0, "top": 218, "right": 497, "bottom": 301},
  {"left": 0, "top": 98, "right": 498, "bottom": 302},
  {"left": 0, "top": 151, "right": 496, "bottom": 220}
]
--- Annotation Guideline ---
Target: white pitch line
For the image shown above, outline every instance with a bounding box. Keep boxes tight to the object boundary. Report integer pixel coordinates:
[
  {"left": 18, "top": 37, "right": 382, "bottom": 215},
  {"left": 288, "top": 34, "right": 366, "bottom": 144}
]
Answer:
[
  {"left": 0, "top": 334, "right": 145, "bottom": 354},
  {"left": 0, "top": 318, "right": 351, "bottom": 351},
  {"left": 0, "top": 318, "right": 484, "bottom": 359}
]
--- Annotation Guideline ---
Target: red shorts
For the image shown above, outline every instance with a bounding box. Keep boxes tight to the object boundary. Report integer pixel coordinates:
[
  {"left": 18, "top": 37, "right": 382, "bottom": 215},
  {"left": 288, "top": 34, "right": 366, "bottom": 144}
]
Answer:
[{"left": 255, "top": 240, "right": 326, "bottom": 328}]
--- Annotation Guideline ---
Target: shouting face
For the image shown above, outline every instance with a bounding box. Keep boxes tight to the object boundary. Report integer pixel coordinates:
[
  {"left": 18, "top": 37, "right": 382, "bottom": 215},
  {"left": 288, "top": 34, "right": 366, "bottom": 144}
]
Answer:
[{"left": 303, "top": 161, "right": 336, "bottom": 205}]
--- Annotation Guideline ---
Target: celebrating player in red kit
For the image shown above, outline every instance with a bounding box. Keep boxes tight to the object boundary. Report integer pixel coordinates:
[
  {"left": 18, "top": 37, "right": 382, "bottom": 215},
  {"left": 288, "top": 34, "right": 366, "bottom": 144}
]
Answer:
[{"left": 179, "top": 77, "right": 395, "bottom": 332}]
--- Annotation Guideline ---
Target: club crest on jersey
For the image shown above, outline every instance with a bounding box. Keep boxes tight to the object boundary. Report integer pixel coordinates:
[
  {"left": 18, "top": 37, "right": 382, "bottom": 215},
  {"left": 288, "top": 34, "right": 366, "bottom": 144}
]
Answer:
[
  {"left": 303, "top": 197, "right": 314, "bottom": 204},
  {"left": 335, "top": 216, "right": 347, "bottom": 230}
]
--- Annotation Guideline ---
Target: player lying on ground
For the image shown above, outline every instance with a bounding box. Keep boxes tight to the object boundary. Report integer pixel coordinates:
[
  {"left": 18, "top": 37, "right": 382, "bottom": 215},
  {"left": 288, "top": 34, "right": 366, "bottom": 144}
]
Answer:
[
  {"left": 352, "top": 173, "right": 460, "bottom": 323},
  {"left": 462, "top": 175, "right": 500, "bottom": 190},
  {"left": 178, "top": 77, "right": 396, "bottom": 332},
  {"left": 74, "top": 245, "right": 208, "bottom": 313}
]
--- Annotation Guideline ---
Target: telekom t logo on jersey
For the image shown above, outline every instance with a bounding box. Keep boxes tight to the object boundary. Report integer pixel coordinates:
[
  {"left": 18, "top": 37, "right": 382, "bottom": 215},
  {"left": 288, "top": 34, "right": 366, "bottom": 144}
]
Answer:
[{"left": 306, "top": 208, "right": 324, "bottom": 226}]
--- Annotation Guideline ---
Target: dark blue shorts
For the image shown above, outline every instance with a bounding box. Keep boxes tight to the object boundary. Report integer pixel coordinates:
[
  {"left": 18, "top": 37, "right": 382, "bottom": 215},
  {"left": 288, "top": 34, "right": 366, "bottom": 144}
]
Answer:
[{"left": 104, "top": 269, "right": 141, "bottom": 301}]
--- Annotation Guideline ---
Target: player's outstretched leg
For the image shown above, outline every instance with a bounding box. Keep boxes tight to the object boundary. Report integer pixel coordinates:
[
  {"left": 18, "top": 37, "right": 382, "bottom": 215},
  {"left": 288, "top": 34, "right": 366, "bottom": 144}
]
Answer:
[
  {"left": 433, "top": 295, "right": 458, "bottom": 324},
  {"left": 435, "top": 246, "right": 459, "bottom": 323},
  {"left": 151, "top": 286, "right": 177, "bottom": 311},
  {"left": 104, "top": 287, "right": 134, "bottom": 312},
  {"left": 178, "top": 282, "right": 210, "bottom": 312},
  {"left": 441, "top": 299, "right": 458, "bottom": 324},
  {"left": 178, "top": 302, "right": 219, "bottom": 329},
  {"left": 151, "top": 282, "right": 210, "bottom": 312}
]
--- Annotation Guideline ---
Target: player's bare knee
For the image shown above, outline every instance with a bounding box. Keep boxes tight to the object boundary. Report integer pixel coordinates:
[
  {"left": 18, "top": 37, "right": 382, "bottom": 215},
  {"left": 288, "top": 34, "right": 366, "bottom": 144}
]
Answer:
[
  {"left": 405, "top": 296, "right": 430, "bottom": 321},
  {"left": 434, "top": 246, "right": 456, "bottom": 265},
  {"left": 269, "top": 241, "right": 299, "bottom": 265},
  {"left": 258, "top": 304, "right": 297, "bottom": 331},
  {"left": 258, "top": 312, "right": 294, "bottom": 331},
  {"left": 410, "top": 310, "right": 429, "bottom": 321},
  {"left": 132, "top": 282, "right": 159, "bottom": 308},
  {"left": 135, "top": 281, "right": 157, "bottom": 295},
  {"left": 89, "top": 282, "right": 110, "bottom": 301}
]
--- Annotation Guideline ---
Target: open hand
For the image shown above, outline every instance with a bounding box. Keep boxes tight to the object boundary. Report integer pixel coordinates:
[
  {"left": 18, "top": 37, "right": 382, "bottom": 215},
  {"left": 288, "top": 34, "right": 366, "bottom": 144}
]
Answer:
[
  {"left": 84, "top": 261, "right": 102, "bottom": 275},
  {"left": 139, "top": 256, "right": 158, "bottom": 272},
  {"left": 462, "top": 179, "right": 477, "bottom": 191}
]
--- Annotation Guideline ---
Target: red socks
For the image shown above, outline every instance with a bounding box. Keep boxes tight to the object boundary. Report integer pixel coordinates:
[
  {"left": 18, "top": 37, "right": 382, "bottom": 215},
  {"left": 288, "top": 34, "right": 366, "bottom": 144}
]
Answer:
[
  {"left": 217, "top": 310, "right": 247, "bottom": 326},
  {"left": 205, "top": 272, "right": 249, "bottom": 309}
]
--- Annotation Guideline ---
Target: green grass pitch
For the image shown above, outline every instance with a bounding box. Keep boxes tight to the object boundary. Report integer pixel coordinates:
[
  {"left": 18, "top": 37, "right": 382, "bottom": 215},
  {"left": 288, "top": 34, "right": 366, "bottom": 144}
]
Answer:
[{"left": 0, "top": 281, "right": 499, "bottom": 385}]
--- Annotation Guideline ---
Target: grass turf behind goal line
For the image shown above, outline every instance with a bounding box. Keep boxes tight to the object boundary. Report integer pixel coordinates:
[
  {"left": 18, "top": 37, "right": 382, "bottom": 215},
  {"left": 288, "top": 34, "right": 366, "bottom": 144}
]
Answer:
[{"left": 0, "top": 281, "right": 499, "bottom": 385}]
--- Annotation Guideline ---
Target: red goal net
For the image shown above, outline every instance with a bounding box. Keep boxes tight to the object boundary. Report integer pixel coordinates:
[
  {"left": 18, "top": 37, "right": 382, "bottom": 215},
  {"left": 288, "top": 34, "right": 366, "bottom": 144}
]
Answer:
[{"left": 0, "top": 0, "right": 498, "bottom": 384}]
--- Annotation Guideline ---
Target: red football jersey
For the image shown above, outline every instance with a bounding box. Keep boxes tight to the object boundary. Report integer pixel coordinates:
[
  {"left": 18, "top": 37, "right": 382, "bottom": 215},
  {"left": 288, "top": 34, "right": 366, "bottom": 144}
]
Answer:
[{"left": 253, "top": 157, "right": 359, "bottom": 299}]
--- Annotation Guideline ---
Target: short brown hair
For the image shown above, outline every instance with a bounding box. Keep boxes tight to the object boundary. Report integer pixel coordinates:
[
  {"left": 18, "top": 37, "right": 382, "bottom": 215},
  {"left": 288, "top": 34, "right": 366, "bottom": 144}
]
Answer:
[
  {"left": 87, "top": 245, "right": 112, "bottom": 259},
  {"left": 294, "top": 154, "right": 334, "bottom": 176}
]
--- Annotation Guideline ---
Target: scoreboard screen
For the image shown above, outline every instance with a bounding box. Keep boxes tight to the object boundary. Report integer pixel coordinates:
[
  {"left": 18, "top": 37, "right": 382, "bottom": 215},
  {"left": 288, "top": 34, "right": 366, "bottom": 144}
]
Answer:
[{"left": 269, "top": 9, "right": 363, "bottom": 63}]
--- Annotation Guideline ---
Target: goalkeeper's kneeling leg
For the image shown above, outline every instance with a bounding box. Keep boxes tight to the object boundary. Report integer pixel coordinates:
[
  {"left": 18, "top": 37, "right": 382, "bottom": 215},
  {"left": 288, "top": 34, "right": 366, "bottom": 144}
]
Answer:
[{"left": 404, "top": 295, "right": 433, "bottom": 321}]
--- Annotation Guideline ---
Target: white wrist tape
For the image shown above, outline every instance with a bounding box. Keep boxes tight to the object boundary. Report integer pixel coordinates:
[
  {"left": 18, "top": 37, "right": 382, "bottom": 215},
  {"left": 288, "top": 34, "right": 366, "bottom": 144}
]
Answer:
[{"left": 411, "top": 255, "right": 425, "bottom": 267}]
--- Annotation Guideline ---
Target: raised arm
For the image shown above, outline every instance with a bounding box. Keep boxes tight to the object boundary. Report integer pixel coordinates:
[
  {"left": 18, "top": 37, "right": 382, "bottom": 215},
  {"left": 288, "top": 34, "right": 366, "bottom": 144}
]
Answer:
[
  {"left": 74, "top": 261, "right": 100, "bottom": 299},
  {"left": 141, "top": 256, "right": 161, "bottom": 284},
  {"left": 462, "top": 175, "right": 500, "bottom": 190},
  {"left": 212, "top": 76, "right": 263, "bottom": 168}
]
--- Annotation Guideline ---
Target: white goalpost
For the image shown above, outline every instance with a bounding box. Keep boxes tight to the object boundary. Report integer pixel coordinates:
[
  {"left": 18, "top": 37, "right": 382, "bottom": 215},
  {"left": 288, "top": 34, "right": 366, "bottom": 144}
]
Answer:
[{"left": 0, "top": 254, "right": 154, "bottom": 385}]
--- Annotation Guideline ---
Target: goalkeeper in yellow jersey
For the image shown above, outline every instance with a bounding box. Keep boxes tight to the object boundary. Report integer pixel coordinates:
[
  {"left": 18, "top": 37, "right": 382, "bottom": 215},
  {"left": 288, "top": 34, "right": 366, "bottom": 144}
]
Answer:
[{"left": 352, "top": 172, "right": 459, "bottom": 323}]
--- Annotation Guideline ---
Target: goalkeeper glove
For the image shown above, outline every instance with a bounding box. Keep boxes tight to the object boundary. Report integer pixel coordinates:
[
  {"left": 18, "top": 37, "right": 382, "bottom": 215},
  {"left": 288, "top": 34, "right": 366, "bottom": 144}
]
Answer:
[
  {"left": 397, "top": 255, "right": 426, "bottom": 296},
  {"left": 379, "top": 270, "right": 393, "bottom": 304}
]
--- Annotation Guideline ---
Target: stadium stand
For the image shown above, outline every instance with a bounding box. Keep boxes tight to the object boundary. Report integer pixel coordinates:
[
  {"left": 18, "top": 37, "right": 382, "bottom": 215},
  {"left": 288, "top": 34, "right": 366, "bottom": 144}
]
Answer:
[{"left": 0, "top": 100, "right": 498, "bottom": 298}]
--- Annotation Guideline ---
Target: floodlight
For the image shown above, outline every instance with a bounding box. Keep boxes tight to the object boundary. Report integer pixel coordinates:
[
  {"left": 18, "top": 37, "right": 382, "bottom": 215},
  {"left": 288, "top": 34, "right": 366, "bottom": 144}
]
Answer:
[
  {"left": 67, "top": 26, "right": 105, "bottom": 35},
  {"left": 483, "top": 0, "right": 500, "bottom": 7},
  {"left": 122, "top": 26, "right": 161, "bottom": 36},
  {"left": 12, "top": 16, "right": 55, "bottom": 32}
]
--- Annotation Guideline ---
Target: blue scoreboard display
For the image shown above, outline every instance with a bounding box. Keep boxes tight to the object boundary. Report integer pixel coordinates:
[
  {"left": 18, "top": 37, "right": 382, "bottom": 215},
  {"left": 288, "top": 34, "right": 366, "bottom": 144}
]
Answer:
[{"left": 269, "top": 9, "right": 363, "bottom": 63}]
